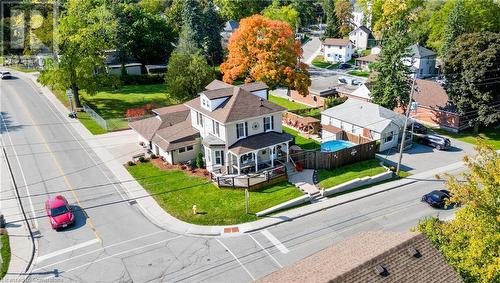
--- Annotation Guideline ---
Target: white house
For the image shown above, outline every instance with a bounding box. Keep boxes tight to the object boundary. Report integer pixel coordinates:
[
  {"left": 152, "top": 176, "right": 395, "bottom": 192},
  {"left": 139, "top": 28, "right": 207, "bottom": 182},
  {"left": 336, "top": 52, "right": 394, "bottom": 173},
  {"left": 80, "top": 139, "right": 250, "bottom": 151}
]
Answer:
[
  {"left": 352, "top": 4, "right": 371, "bottom": 28},
  {"left": 130, "top": 80, "right": 292, "bottom": 175},
  {"left": 322, "top": 38, "right": 353, "bottom": 63},
  {"left": 349, "top": 26, "right": 375, "bottom": 50},
  {"left": 321, "top": 99, "right": 411, "bottom": 152},
  {"left": 404, "top": 44, "right": 437, "bottom": 79}
]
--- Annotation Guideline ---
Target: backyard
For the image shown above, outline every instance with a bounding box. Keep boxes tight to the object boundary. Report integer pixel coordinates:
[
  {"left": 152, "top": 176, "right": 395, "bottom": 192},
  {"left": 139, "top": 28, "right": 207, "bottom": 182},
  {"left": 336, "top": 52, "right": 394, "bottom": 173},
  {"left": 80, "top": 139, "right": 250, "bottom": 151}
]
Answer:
[
  {"left": 317, "top": 159, "right": 387, "bottom": 189},
  {"left": 127, "top": 162, "right": 303, "bottom": 225},
  {"left": 269, "top": 94, "right": 310, "bottom": 111},
  {"left": 283, "top": 126, "right": 321, "bottom": 150}
]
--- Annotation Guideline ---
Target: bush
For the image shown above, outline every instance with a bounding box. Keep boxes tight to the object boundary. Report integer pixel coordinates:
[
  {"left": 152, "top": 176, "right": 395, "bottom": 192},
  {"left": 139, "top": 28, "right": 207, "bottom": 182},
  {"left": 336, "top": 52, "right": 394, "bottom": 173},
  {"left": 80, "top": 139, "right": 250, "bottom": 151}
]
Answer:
[
  {"left": 139, "top": 156, "right": 147, "bottom": 163},
  {"left": 150, "top": 153, "right": 157, "bottom": 159},
  {"left": 128, "top": 161, "right": 136, "bottom": 166},
  {"left": 121, "top": 74, "right": 165, "bottom": 85},
  {"left": 195, "top": 152, "right": 204, "bottom": 168}
]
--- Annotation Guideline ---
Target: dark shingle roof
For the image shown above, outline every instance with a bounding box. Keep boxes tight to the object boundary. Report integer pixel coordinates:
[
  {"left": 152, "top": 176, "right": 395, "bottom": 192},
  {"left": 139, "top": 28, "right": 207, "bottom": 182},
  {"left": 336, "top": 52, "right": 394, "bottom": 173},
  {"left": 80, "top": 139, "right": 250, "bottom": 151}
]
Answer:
[
  {"left": 414, "top": 79, "right": 456, "bottom": 111},
  {"left": 258, "top": 231, "right": 463, "bottom": 283},
  {"left": 408, "top": 44, "right": 436, "bottom": 58},
  {"left": 228, "top": 132, "right": 293, "bottom": 155},
  {"left": 129, "top": 109, "right": 189, "bottom": 141},
  {"left": 152, "top": 104, "right": 188, "bottom": 115},
  {"left": 202, "top": 87, "right": 235, "bottom": 99},
  {"left": 205, "top": 79, "right": 232, "bottom": 90},
  {"left": 240, "top": 81, "right": 268, "bottom": 92},
  {"left": 153, "top": 115, "right": 200, "bottom": 151}
]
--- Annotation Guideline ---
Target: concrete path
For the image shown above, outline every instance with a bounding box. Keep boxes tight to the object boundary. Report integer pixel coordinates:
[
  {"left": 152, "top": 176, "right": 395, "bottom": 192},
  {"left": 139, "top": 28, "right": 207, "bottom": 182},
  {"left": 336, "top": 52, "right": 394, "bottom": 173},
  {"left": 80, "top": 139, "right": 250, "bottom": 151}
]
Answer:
[
  {"left": 288, "top": 169, "right": 320, "bottom": 197},
  {"left": 302, "top": 37, "right": 322, "bottom": 65}
]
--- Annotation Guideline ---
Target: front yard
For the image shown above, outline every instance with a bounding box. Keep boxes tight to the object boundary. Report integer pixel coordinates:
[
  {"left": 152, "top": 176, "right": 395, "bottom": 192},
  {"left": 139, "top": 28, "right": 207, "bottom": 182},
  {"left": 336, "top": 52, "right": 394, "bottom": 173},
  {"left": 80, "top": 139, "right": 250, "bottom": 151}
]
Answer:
[
  {"left": 318, "top": 159, "right": 387, "bottom": 189},
  {"left": 311, "top": 55, "right": 339, "bottom": 69},
  {"left": 127, "top": 162, "right": 303, "bottom": 225},
  {"left": 283, "top": 126, "right": 321, "bottom": 150},
  {"left": 348, "top": 70, "right": 370, "bottom": 77},
  {"left": 432, "top": 127, "right": 500, "bottom": 150}
]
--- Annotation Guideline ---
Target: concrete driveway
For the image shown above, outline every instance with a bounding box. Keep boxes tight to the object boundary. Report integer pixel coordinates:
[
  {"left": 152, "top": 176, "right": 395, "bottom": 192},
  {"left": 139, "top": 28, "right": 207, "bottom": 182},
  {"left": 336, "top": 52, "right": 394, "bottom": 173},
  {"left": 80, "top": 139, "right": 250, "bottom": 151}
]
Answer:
[
  {"left": 377, "top": 137, "right": 475, "bottom": 174},
  {"left": 96, "top": 129, "right": 144, "bottom": 164}
]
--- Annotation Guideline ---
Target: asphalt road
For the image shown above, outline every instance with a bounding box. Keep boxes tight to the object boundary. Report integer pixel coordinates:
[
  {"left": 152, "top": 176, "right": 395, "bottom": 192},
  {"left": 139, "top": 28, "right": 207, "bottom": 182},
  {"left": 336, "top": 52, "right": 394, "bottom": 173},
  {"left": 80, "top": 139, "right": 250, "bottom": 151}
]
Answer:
[{"left": 1, "top": 76, "right": 459, "bottom": 282}]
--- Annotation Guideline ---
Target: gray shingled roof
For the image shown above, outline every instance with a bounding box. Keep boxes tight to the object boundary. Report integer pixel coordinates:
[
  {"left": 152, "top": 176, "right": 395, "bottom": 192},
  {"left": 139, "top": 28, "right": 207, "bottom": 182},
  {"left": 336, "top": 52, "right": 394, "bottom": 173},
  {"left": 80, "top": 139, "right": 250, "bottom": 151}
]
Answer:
[
  {"left": 408, "top": 44, "right": 436, "bottom": 58},
  {"left": 228, "top": 132, "right": 293, "bottom": 155},
  {"left": 258, "top": 231, "right": 463, "bottom": 283},
  {"left": 323, "top": 38, "right": 351, "bottom": 46},
  {"left": 153, "top": 115, "right": 200, "bottom": 151},
  {"left": 129, "top": 109, "right": 189, "bottom": 140}
]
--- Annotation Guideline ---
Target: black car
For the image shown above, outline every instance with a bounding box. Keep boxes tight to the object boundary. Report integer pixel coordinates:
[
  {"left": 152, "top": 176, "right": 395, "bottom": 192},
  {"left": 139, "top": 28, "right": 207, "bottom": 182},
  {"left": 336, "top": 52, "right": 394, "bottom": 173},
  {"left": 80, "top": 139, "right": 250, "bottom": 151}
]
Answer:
[
  {"left": 416, "top": 134, "right": 450, "bottom": 150},
  {"left": 339, "top": 63, "right": 351, "bottom": 69},
  {"left": 421, "top": 190, "right": 451, "bottom": 208},
  {"left": 408, "top": 122, "right": 427, "bottom": 134}
]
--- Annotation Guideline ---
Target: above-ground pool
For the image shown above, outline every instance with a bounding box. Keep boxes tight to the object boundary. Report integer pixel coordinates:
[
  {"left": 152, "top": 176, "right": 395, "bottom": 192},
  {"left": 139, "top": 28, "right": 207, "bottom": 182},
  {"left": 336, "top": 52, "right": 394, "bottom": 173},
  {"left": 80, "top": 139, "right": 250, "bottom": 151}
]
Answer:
[{"left": 321, "top": 140, "right": 355, "bottom": 152}]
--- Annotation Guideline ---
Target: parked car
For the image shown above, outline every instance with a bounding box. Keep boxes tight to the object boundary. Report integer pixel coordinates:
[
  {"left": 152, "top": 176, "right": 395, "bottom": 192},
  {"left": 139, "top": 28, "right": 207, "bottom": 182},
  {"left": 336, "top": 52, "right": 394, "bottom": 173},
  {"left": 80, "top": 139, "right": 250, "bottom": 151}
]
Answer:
[
  {"left": 415, "top": 134, "right": 450, "bottom": 150},
  {"left": 421, "top": 190, "right": 459, "bottom": 208},
  {"left": 339, "top": 63, "right": 351, "bottom": 69},
  {"left": 45, "top": 195, "right": 74, "bottom": 230},
  {"left": 0, "top": 71, "right": 12, "bottom": 79},
  {"left": 408, "top": 122, "right": 427, "bottom": 134}
]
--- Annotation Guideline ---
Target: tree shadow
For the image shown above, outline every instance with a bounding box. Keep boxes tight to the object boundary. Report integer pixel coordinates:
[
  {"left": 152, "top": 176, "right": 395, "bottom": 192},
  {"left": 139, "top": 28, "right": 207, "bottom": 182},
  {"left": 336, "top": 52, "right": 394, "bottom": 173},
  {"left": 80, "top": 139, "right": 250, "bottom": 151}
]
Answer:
[{"left": 0, "top": 111, "right": 23, "bottom": 134}]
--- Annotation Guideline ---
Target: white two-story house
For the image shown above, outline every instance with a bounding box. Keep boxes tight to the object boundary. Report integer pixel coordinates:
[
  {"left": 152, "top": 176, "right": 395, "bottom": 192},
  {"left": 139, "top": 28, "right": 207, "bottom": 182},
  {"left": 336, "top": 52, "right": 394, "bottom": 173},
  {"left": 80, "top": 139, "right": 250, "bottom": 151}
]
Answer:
[
  {"left": 349, "top": 26, "right": 375, "bottom": 51},
  {"left": 322, "top": 38, "right": 353, "bottom": 63},
  {"left": 404, "top": 44, "right": 437, "bottom": 78},
  {"left": 130, "top": 80, "right": 292, "bottom": 176}
]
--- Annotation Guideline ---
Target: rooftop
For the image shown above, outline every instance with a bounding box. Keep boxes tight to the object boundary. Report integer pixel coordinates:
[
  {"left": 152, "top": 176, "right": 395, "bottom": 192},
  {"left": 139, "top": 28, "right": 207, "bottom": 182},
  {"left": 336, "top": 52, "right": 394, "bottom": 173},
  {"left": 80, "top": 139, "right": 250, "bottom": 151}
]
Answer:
[
  {"left": 322, "top": 98, "right": 407, "bottom": 133},
  {"left": 258, "top": 231, "right": 462, "bottom": 283},
  {"left": 323, "top": 38, "right": 351, "bottom": 46},
  {"left": 129, "top": 108, "right": 190, "bottom": 141},
  {"left": 153, "top": 115, "right": 200, "bottom": 151},
  {"left": 414, "top": 79, "right": 455, "bottom": 111},
  {"left": 309, "top": 75, "right": 366, "bottom": 97},
  {"left": 408, "top": 44, "right": 436, "bottom": 58},
  {"left": 228, "top": 132, "right": 293, "bottom": 155},
  {"left": 356, "top": 53, "right": 379, "bottom": 63}
]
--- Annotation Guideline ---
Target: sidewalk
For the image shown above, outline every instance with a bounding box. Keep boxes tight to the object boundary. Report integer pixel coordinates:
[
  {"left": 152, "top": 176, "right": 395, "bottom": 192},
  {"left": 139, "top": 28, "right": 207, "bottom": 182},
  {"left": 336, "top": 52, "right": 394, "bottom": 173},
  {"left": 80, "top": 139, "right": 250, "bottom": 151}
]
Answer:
[{"left": 13, "top": 70, "right": 466, "bottom": 239}]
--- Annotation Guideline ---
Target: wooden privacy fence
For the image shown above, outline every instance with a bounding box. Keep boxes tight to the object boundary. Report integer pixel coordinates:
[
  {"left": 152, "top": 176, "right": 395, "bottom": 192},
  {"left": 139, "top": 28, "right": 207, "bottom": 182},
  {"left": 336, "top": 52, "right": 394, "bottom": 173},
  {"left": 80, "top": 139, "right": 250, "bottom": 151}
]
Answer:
[{"left": 290, "top": 140, "right": 378, "bottom": 170}]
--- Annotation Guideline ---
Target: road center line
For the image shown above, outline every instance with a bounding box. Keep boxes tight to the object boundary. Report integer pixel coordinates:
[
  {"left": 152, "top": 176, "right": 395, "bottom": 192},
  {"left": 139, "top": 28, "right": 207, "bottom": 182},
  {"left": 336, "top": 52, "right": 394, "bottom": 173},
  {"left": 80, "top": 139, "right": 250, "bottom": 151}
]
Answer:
[
  {"left": 36, "top": 239, "right": 100, "bottom": 264},
  {"left": 216, "top": 239, "right": 256, "bottom": 281},
  {"left": 261, "top": 229, "right": 289, "bottom": 254},
  {"left": 248, "top": 234, "right": 283, "bottom": 268}
]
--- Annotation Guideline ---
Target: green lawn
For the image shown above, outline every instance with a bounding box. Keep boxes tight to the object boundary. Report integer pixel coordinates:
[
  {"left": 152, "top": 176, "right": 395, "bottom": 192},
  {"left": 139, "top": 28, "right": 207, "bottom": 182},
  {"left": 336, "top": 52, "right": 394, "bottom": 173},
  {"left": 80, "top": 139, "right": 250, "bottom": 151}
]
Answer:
[
  {"left": 431, "top": 127, "right": 500, "bottom": 150},
  {"left": 318, "top": 159, "right": 387, "bottom": 189},
  {"left": 348, "top": 70, "right": 370, "bottom": 77},
  {"left": 311, "top": 55, "right": 339, "bottom": 69},
  {"left": 127, "top": 163, "right": 303, "bottom": 225},
  {"left": 269, "top": 95, "right": 310, "bottom": 111},
  {"left": 0, "top": 234, "right": 10, "bottom": 279},
  {"left": 283, "top": 126, "right": 321, "bottom": 150},
  {"left": 78, "top": 112, "right": 108, "bottom": 135},
  {"left": 8, "top": 64, "right": 38, "bottom": 73}
]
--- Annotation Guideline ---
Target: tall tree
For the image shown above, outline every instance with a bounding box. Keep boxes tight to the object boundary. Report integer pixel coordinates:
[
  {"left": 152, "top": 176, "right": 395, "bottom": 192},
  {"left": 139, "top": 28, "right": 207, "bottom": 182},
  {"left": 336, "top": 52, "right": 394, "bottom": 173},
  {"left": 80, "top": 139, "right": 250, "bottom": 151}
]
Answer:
[
  {"left": 139, "top": 0, "right": 169, "bottom": 14},
  {"left": 291, "top": 0, "right": 320, "bottom": 28},
  {"left": 221, "top": 15, "right": 311, "bottom": 95},
  {"left": 334, "top": 0, "right": 354, "bottom": 37},
  {"left": 202, "top": 0, "right": 223, "bottom": 66},
  {"left": 417, "top": 142, "right": 499, "bottom": 283},
  {"left": 215, "top": 0, "right": 270, "bottom": 21},
  {"left": 165, "top": 0, "right": 184, "bottom": 35},
  {"left": 440, "top": 0, "right": 466, "bottom": 56},
  {"left": 38, "top": 0, "right": 115, "bottom": 108},
  {"left": 370, "top": 19, "right": 413, "bottom": 110},
  {"left": 443, "top": 32, "right": 500, "bottom": 131},
  {"left": 115, "top": 3, "right": 175, "bottom": 66},
  {"left": 322, "top": 0, "right": 340, "bottom": 38},
  {"left": 262, "top": 0, "right": 300, "bottom": 31},
  {"left": 182, "top": 0, "right": 204, "bottom": 49},
  {"left": 373, "top": 0, "right": 424, "bottom": 33}
]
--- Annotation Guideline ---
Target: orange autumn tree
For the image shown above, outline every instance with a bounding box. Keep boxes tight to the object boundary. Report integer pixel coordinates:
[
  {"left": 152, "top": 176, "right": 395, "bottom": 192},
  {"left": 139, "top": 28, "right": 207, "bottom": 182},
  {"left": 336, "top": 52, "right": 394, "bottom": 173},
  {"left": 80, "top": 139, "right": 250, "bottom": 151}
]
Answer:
[{"left": 221, "top": 15, "right": 311, "bottom": 95}]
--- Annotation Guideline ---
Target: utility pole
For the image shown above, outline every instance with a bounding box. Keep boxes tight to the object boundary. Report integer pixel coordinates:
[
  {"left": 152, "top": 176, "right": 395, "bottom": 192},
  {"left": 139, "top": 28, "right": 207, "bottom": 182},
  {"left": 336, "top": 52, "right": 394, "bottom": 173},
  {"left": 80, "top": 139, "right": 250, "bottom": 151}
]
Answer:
[{"left": 396, "top": 72, "right": 417, "bottom": 175}]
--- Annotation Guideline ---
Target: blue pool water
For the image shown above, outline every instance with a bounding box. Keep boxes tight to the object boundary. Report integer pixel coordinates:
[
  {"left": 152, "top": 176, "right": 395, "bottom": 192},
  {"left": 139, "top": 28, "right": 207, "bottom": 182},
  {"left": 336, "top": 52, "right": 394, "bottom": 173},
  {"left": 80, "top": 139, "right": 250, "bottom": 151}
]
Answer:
[{"left": 321, "top": 140, "right": 355, "bottom": 152}]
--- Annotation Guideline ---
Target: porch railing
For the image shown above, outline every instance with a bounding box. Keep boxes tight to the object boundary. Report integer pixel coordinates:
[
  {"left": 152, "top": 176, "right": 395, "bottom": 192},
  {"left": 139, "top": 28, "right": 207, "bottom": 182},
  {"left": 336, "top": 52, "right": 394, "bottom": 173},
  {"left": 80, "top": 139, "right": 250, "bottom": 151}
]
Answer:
[{"left": 210, "top": 164, "right": 287, "bottom": 189}]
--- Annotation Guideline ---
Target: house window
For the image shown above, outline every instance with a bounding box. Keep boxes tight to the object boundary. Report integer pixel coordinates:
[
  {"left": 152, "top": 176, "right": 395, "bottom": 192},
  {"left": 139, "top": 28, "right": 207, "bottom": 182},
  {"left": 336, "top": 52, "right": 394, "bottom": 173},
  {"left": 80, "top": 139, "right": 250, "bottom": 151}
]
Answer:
[
  {"left": 179, "top": 147, "right": 186, "bottom": 153},
  {"left": 236, "top": 122, "right": 248, "bottom": 139},
  {"left": 186, "top": 145, "right": 193, "bottom": 151},
  {"left": 263, "top": 116, "right": 273, "bottom": 132},
  {"left": 339, "top": 46, "right": 342, "bottom": 49},
  {"left": 214, "top": 150, "right": 224, "bottom": 165},
  {"left": 240, "top": 153, "right": 254, "bottom": 164},
  {"left": 384, "top": 132, "right": 394, "bottom": 143},
  {"left": 196, "top": 112, "right": 203, "bottom": 127},
  {"left": 212, "top": 120, "right": 220, "bottom": 136}
]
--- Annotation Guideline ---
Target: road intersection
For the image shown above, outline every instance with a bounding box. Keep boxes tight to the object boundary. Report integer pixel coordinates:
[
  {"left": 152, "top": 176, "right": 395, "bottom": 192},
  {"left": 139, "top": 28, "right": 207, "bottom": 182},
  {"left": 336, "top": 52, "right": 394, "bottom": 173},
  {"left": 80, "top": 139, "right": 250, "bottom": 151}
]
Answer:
[{"left": 1, "top": 74, "right": 461, "bottom": 282}]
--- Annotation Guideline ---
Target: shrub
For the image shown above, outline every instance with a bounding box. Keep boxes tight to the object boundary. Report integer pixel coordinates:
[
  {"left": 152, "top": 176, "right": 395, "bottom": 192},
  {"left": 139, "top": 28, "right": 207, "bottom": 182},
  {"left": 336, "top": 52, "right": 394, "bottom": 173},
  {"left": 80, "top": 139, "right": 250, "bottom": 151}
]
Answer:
[
  {"left": 195, "top": 152, "right": 204, "bottom": 168},
  {"left": 150, "top": 153, "right": 157, "bottom": 159},
  {"left": 128, "top": 161, "right": 136, "bottom": 166},
  {"left": 180, "top": 164, "right": 187, "bottom": 170},
  {"left": 139, "top": 156, "right": 147, "bottom": 163}
]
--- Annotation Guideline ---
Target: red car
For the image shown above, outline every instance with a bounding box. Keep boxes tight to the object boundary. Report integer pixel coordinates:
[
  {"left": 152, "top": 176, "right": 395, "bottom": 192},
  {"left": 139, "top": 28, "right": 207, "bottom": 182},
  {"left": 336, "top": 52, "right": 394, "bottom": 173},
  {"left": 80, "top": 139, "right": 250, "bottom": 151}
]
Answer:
[{"left": 45, "top": 195, "right": 74, "bottom": 230}]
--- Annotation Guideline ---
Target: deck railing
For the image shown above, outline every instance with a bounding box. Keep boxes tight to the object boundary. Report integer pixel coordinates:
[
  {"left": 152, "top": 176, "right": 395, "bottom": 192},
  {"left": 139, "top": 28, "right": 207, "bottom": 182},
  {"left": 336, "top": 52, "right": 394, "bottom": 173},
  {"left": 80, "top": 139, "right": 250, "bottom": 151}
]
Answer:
[{"left": 210, "top": 164, "right": 287, "bottom": 189}]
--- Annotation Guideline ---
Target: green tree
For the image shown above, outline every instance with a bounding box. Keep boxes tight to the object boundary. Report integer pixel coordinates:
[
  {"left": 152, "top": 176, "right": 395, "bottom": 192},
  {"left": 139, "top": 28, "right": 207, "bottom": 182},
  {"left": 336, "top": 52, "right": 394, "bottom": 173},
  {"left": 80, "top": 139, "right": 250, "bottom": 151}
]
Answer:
[
  {"left": 291, "top": 0, "right": 320, "bottom": 28},
  {"left": 215, "top": 0, "right": 270, "bottom": 21},
  {"left": 322, "top": 0, "right": 340, "bottom": 38},
  {"left": 115, "top": 3, "right": 175, "bottom": 66},
  {"left": 262, "top": 0, "right": 300, "bottom": 31},
  {"left": 165, "top": 50, "right": 214, "bottom": 101},
  {"left": 182, "top": 0, "right": 204, "bottom": 49},
  {"left": 443, "top": 32, "right": 500, "bottom": 131},
  {"left": 417, "top": 142, "right": 499, "bottom": 283},
  {"left": 201, "top": 0, "right": 223, "bottom": 66},
  {"left": 334, "top": 0, "right": 354, "bottom": 37},
  {"left": 139, "top": 0, "right": 169, "bottom": 14},
  {"left": 38, "top": 0, "right": 116, "bottom": 108},
  {"left": 440, "top": 0, "right": 466, "bottom": 56},
  {"left": 370, "top": 19, "right": 413, "bottom": 110},
  {"left": 165, "top": 0, "right": 184, "bottom": 34}
]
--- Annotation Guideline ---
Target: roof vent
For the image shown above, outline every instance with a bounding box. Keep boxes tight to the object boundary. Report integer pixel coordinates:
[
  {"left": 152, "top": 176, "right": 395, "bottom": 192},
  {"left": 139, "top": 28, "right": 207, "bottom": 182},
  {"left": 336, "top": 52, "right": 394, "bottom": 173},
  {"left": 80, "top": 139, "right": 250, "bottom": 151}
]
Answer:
[
  {"left": 260, "top": 97, "right": 264, "bottom": 107},
  {"left": 408, "top": 247, "right": 422, "bottom": 258},
  {"left": 374, "top": 265, "right": 389, "bottom": 277}
]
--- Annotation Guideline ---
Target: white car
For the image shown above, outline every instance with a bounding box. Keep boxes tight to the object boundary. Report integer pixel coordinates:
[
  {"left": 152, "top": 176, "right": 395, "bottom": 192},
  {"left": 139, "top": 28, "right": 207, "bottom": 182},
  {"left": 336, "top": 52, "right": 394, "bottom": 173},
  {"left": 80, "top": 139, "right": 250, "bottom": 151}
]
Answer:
[{"left": 0, "top": 71, "right": 12, "bottom": 79}]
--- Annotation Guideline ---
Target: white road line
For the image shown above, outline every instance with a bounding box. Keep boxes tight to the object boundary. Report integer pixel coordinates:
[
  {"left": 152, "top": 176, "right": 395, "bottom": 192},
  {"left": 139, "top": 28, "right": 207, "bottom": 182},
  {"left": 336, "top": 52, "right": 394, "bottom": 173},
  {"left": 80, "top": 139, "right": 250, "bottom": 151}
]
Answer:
[
  {"left": 33, "top": 230, "right": 168, "bottom": 272},
  {"left": 41, "top": 235, "right": 182, "bottom": 280},
  {"left": 216, "top": 239, "right": 256, "bottom": 281},
  {"left": 36, "top": 238, "right": 100, "bottom": 264},
  {"left": 0, "top": 112, "right": 39, "bottom": 229},
  {"left": 261, "top": 229, "right": 289, "bottom": 254},
  {"left": 248, "top": 234, "right": 283, "bottom": 268}
]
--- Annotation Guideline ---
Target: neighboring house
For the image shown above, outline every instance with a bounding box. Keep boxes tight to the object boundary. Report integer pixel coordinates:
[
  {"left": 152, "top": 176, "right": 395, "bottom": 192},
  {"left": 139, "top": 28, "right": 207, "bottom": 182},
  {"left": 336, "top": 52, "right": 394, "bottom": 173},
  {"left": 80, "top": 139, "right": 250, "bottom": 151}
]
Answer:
[
  {"left": 258, "top": 231, "right": 462, "bottom": 283},
  {"left": 352, "top": 4, "right": 371, "bottom": 28},
  {"left": 130, "top": 80, "right": 292, "bottom": 175},
  {"left": 355, "top": 54, "right": 379, "bottom": 71},
  {"left": 411, "top": 79, "right": 467, "bottom": 132},
  {"left": 289, "top": 75, "right": 366, "bottom": 108},
  {"left": 322, "top": 38, "right": 353, "bottom": 63},
  {"left": 349, "top": 26, "right": 375, "bottom": 50},
  {"left": 349, "top": 84, "right": 371, "bottom": 101},
  {"left": 321, "top": 98, "right": 410, "bottom": 152},
  {"left": 221, "top": 20, "right": 239, "bottom": 47},
  {"left": 104, "top": 50, "right": 142, "bottom": 76},
  {"left": 405, "top": 44, "right": 437, "bottom": 79},
  {"left": 371, "top": 45, "right": 381, "bottom": 54}
]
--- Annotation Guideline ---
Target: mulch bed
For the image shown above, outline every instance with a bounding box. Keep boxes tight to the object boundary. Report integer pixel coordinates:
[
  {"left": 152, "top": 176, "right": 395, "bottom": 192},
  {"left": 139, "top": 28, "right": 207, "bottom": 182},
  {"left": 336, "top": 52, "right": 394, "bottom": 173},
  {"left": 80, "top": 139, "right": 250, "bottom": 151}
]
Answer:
[{"left": 150, "top": 158, "right": 210, "bottom": 180}]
